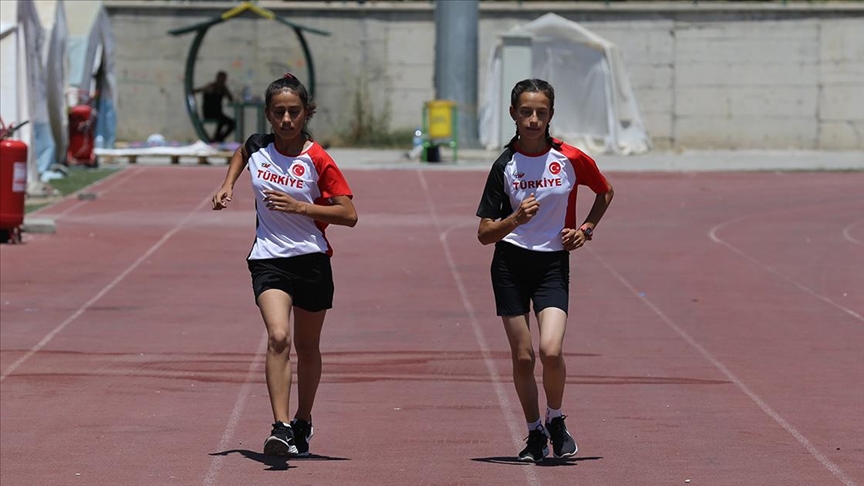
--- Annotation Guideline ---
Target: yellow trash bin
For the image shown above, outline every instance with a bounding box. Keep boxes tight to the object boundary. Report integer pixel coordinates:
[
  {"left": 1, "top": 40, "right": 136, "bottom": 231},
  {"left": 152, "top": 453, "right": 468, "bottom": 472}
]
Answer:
[{"left": 425, "top": 100, "right": 456, "bottom": 140}]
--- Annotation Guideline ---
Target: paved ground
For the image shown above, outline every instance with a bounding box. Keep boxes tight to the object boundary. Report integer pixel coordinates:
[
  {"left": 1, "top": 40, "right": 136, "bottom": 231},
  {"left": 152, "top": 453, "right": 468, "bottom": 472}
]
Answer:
[
  {"left": 22, "top": 148, "right": 862, "bottom": 232},
  {"left": 4, "top": 166, "right": 862, "bottom": 485}
]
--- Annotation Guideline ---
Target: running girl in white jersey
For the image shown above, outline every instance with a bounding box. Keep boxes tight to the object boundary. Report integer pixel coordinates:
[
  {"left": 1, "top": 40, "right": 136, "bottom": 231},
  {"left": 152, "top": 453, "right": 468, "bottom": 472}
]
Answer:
[
  {"left": 212, "top": 73, "right": 358, "bottom": 458},
  {"left": 476, "top": 78, "right": 614, "bottom": 463}
]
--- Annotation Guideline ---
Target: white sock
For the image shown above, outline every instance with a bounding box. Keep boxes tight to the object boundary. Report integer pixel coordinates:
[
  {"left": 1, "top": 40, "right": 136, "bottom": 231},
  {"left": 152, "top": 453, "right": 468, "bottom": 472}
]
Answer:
[
  {"left": 545, "top": 407, "right": 562, "bottom": 423},
  {"left": 527, "top": 419, "right": 543, "bottom": 433}
]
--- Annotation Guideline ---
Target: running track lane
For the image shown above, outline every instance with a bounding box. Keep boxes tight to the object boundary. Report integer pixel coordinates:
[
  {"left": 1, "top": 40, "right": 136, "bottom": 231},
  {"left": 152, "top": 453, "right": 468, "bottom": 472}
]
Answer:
[{"left": 0, "top": 166, "right": 861, "bottom": 485}]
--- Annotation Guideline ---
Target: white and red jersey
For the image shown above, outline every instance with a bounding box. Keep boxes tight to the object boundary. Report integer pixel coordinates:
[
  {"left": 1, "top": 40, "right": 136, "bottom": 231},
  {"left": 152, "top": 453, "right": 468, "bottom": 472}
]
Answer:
[
  {"left": 476, "top": 139, "right": 610, "bottom": 252},
  {"left": 245, "top": 134, "right": 353, "bottom": 260}
]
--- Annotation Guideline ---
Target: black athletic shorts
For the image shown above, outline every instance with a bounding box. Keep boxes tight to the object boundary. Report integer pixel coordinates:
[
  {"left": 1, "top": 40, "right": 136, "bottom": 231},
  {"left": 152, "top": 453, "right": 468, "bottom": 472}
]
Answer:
[
  {"left": 490, "top": 241, "right": 570, "bottom": 317},
  {"left": 247, "top": 253, "right": 334, "bottom": 312}
]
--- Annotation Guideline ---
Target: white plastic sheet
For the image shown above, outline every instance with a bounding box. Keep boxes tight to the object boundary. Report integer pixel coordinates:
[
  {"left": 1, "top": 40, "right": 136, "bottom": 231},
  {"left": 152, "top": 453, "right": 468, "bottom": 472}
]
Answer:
[{"left": 479, "top": 13, "right": 651, "bottom": 155}]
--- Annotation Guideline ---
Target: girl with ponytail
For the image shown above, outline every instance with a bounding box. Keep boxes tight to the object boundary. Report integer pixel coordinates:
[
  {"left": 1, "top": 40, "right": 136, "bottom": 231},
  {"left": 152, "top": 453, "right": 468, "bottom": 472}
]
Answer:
[
  {"left": 212, "top": 73, "right": 357, "bottom": 458},
  {"left": 475, "top": 78, "right": 615, "bottom": 463}
]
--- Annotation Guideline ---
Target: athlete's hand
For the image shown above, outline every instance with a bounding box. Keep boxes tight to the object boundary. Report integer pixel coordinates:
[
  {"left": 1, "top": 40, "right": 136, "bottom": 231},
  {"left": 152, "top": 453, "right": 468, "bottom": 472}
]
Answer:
[
  {"left": 514, "top": 193, "right": 540, "bottom": 226},
  {"left": 263, "top": 189, "right": 308, "bottom": 215},
  {"left": 561, "top": 228, "right": 585, "bottom": 251},
  {"left": 212, "top": 186, "right": 233, "bottom": 210}
]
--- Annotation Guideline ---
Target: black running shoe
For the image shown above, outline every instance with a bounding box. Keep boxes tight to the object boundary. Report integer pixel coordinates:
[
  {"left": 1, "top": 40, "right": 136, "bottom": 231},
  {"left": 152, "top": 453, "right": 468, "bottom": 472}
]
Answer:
[
  {"left": 546, "top": 416, "right": 578, "bottom": 458},
  {"left": 289, "top": 418, "right": 314, "bottom": 457},
  {"left": 263, "top": 422, "right": 297, "bottom": 457},
  {"left": 518, "top": 427, "right": 549, "bottom": 463}
]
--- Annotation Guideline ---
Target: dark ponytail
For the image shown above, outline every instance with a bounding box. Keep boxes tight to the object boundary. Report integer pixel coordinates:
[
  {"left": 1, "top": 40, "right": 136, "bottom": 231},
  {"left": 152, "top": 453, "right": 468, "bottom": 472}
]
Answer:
[{"left": 504, "top": 78, "right": 562, "bottom": 151}]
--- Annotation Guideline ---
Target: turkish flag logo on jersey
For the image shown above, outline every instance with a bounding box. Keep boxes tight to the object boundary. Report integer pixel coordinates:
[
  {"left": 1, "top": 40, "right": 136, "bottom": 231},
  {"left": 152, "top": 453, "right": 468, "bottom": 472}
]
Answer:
[
  {"left": 291, "top": 163, "right": 306, "bottom": 177},
  {"left": 549, "top": 161, "right": 562, "bottom": 175}
]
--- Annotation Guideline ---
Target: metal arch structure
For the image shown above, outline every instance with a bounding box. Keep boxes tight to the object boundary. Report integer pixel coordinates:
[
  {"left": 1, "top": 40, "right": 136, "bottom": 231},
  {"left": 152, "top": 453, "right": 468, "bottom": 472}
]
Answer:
[{"left": 168, "top": 2, "right": 330, "bottom": 143}]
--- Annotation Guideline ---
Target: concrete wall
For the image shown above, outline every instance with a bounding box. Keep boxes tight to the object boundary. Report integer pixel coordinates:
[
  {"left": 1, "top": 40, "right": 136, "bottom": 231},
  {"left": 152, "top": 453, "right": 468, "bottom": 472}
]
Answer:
[{"left": 105, "top": 1, "right": 864, "bottom": 150}]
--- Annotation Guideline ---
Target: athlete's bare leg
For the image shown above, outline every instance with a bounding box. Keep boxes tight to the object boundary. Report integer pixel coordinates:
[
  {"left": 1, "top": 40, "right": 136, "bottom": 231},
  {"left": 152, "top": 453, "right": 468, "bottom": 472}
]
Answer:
[
  {"left": 293, "top": 307, "right": 325, "bottom": 422},
  {"left": 503, "top": 314, "right": 541, "bottom": 423},
  {"left": 536, "top": 307, "right": 567, "bottom": 411},
  {"left": 257, "top": 289, "right": 293, "bottom": 424}
]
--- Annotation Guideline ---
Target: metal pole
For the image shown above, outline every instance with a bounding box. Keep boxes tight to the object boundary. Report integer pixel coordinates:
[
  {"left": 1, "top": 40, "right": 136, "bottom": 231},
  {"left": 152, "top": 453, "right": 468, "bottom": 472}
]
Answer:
[
  {"left": 499, "top": 32, "right": 532, "bottom": 149},
  {"left": 434, "top": 0, "right": 479, "bottom": 150}
]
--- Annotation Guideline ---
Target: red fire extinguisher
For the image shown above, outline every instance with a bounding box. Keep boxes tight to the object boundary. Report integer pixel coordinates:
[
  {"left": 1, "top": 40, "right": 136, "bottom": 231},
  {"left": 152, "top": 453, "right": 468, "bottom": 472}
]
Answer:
[
  {"left": 0, "top": 118, "right": 29, "bottom": 243},
  {"left": 68, "top": 103, "right": 96, "bottom": 167}
]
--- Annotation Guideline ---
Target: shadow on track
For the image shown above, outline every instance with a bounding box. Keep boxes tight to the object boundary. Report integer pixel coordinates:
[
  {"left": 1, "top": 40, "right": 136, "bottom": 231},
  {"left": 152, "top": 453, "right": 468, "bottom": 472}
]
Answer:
[
  {"left": 210, "top": 449, "right": 350, "bottom": 471},
  {"left": 471, "top": 455, "right": 603, "bottom": 467}
]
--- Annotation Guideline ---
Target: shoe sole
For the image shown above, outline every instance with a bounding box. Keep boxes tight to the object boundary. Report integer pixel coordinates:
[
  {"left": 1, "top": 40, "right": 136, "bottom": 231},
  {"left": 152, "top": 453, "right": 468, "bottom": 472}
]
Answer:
[
  {"left": 554, "top": 450, "right": 578, "bottom": 459},
  {"left": 263, "top": 438, "right": 298, "bottom": 457},
  {"left": 517, "top": 456, "right": 545, "bottom": 463},
  {"left": 263, "top": 438, "right": 289, "bottom": 457},
  {"left": 517, "top": 446, "right": 549, "bottom": 463}
]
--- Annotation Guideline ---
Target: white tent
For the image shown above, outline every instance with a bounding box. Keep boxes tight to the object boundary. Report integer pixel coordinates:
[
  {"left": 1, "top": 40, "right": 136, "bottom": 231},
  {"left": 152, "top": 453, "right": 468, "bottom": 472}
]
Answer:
[
  {"left": 0, "top": 10, "right": 26, "bottom": 140},
  {"left": 40, "top": 0, "right": 69, "bottom": 168},
  {"left": 479, "top": 13, "right": 651, "bottom": 155},
  {"left": 2, "top": 0, "right": 50, "bottom": 193},
  {"left": 0, "top": 0, "right": 116, "bottom": 193},
  {"left": 0, "top": 0, "right": 70, "bottom": 192}
]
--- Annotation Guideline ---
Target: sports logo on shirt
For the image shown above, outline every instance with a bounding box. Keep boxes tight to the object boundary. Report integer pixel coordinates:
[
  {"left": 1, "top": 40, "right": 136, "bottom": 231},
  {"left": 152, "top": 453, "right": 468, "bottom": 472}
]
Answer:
[
  {"left": 257, "top": 161, "right": 306, "bottom": 189},
  {"left": 510, "top": 161, "right": 564, "bottom": 191}
]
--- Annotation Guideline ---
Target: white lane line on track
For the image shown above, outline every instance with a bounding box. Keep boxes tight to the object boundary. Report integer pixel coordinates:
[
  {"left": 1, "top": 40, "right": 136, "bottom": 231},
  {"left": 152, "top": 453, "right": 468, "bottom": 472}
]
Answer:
[
  {"left": 842, "top": 219, "right": 863, "bottom": 245},
  {"left": 31, "top": 166, "right": 144, "bottom": 219},
  {"left": 709, "top": 215, "right": 863, "bottom": 322},
  {"left": 588, "top": 245, "right": 859, "bottom": 486},
  {"left": 417, "top": 171, "right": 541, "bottom": 485},
  {"left": 0, "top": 193, "right": 213, "bottom": 383},
  {"left": 203, "top": 333, "right": 268, "bottom": 486}
]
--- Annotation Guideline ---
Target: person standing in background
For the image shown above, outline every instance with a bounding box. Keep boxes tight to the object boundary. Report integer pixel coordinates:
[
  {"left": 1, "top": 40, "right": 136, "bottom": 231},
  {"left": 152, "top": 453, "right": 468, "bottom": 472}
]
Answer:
[{"left": 195, "top": 71, "right": 236, "bottom": 143}]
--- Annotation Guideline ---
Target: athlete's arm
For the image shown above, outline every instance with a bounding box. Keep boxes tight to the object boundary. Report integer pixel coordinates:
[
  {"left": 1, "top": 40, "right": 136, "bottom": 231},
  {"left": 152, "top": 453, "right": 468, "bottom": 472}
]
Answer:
[
  {"left": 308, "top": 195, "right": 357, "bottom": 227},
  {"left": 478, "top": 217, "right": 517, "bottom": 245},
  {"left": 262, "top": 191, "right": 358, "bottom": 228},
  {"left": 561, "top": 184, "right": 614, "bottom": 250},
  {"left": 212, "top": 145, "right": 249, "bottom": 210},
  {"left": 581, "top": 184, "right": 614, "bottom": 232},
  {"left": 477, "top": 193, "right": 539, "bottom": 245}
]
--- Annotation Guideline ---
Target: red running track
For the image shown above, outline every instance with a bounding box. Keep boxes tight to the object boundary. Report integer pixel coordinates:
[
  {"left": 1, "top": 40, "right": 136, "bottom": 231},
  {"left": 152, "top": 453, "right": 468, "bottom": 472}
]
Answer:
[{"left": 1, "top": 165, "right": 862, "bottom": 485}]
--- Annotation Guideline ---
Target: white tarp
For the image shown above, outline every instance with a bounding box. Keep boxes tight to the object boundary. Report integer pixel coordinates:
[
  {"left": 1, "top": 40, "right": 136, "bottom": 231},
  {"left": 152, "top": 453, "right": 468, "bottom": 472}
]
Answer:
[
  {"left": 3, "top": 0, "right": 69, "bottom": 190},
  {"left": 42, "top": 0, "right": 68, "bottom": 167},
  {"left": 67, "top": 0, "right": 117, "bottom": 148},
  {"left": 479, "top": 13, "right": 651, "bottom": 155},
  {"left": 94, "top": 140, "right": 221, "bottom": 158},
  {"left": 0, "top": 16, "right": 23, "bottom": 131},
  {"left": 15, "top": 0, "right": 54, "bottom": 191},
  {"left": 1, "top": 0, "right": 118, "bottom": 194},
  {"left": 0, "top": 17, "right": 31, "bottom": 193}
]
